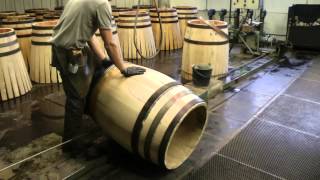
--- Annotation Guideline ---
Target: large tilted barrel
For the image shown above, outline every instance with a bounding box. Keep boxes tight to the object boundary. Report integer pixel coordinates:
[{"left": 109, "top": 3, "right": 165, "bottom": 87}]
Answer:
[
  {"left": 175, "top": 6, "right": 198, "bottom": 38},
  {"left": 1, "top": 17, "right": 35, "bottom": 69},
  {"left": 0, "top": 28, "right": 32, "bottom": 101},
  {"left": 117, "top": 11, "right": 156, "bottom": 61},
  {"left": 182, "top": 20, "right": 229, "bottom": 80},
  {"left": 150, "top": 8, "right": 183, "bottom": 51},
  {"left": 90, "top": 63, "right": 207, "bottom": 169},
  {"left": 112, "top": 7, "right": 132, "bottom": 24},
  {"left": 29, "top": 21, "right": 62, "bottom": 84}
]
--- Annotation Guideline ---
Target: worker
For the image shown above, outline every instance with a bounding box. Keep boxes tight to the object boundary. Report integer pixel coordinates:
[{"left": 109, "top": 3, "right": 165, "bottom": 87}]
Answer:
[{"left": 51, "top": 0, "right": 146, "bottom": 156}]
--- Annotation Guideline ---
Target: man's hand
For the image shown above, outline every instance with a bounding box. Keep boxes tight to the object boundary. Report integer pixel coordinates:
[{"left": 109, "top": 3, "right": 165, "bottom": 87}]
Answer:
[{"left": 121, "top": 67, "right": 146, "bottom": 77}]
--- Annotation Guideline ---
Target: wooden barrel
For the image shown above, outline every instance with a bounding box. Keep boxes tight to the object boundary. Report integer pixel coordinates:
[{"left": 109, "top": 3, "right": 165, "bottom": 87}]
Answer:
[
  {"left": 110, "top": 0, "right": 153, "bottom": 7},
  {"left": 6, "top": 13, "right": 30, "bottom": 20},
  {"left": 112, "top": 7, "right": 132, "bottom": 24},
  {"left": 0, "top": 11, "right": 16, "bottom": 23},
  {"left": 90, "top": 63, "right": 207, "bottom": 170},
  {"left": 95, "top": 18, "right": 123, "bottom": 60},
  {"left": 175, "top": 6, "right": 198, "bottom": 38},
  {"left": 118, "top": 11, "right": 156, "bottom": 61},
  {"left": 132, "top": 5, "right": 155, "bottom": 12},
  {"left": 182, "top": 20, "right": 229, "bottom": 80},
  {"left": 0, "top": 28, "right": 32, "bottom": 101},
  {"left": 25, "top": 8, "right": 52, "bottom": 22},
  {"left": 43, "top": 13, "right": 61, "bottom": 21},
  {"left": 1, "top": 17, "right": 35, "bottom": 69},
  {"left": 150, "top": 8, "right": 183, "bottom": 51},
  {"left": 29, "top": 21, "right": 62, "bottom": 84}
]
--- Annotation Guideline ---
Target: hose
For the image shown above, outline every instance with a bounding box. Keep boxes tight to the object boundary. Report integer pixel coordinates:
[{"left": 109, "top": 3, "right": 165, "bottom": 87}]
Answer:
[{"left": 133, "top": 0, "right": 163, "bottom": 59}]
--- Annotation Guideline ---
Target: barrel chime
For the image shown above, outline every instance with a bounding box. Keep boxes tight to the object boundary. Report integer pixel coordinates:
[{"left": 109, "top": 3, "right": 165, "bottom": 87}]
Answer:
[
  {"left": 182, "top": 20, "right": 229, "bottom": 80},
  {"left": 150, "top": 8, "right": 183, "bottom": 51},
  {"left": 117, "top": 11, "right": 156, "bottom": 62},
  {"left": 29, "top": 21, "right": 62, "bottom": 84},
  {"left": 90, "top": 63, "right": 207, "bottom": 170},
  {"left": 0, "top": 28, "right": 32, "bottom": 101}
]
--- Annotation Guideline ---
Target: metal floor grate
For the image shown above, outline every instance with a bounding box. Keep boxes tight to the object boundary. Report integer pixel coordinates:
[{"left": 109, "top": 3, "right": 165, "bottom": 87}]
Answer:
[{"left": 185, "top": 120, "right": 320, "bottom": 180}]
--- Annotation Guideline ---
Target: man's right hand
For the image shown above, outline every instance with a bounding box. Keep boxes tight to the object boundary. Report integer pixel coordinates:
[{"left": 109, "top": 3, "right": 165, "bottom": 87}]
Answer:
[{"left": 121, "top": 67, "right": 146, "bottom": 77}]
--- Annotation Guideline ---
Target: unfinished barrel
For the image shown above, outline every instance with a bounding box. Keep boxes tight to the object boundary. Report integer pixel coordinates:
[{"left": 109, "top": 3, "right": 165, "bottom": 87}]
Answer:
[
  {"left": 112, "top": 7, "right": 132, "bottom": 23},
  {"left": 175, "top": 6, "right": 198, "bottom": 37},
  {"left": 90, "top": 63, "right": 207, "bottom": 169},
  {"left": 0, "top": 28, "right": 32, "bottom": 101},
  {"left": 150, "top": 8, "right": 183, "bottom": 51},
  {"left": 182, "top": 20, "right": 229, "bottom": 80},
  {"left": 118, "top": 11, "right": 156, "bottom": 61},
  {"left": 29, "top": 21, "right": 62, "bottom": 84},
  {"left": 1, "top": 17, "right": 35, "bottom": 69}
]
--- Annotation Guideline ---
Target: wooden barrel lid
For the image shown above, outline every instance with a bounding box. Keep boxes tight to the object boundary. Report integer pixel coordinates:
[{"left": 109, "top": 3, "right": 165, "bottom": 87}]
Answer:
[
  {"left": 150, "top": 8, "right": 177, "bottom": 13},
  {"left": 174, "top": 6, "right": 198, "bottom": 10},
  {"left": 187, "top": 19, "right": 228, "bottom": 29}
]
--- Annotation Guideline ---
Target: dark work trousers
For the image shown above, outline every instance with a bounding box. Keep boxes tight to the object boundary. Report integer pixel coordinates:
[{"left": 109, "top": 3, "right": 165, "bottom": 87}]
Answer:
[{"left": 52, "top": 45, "right": 97, "bottom": 152}]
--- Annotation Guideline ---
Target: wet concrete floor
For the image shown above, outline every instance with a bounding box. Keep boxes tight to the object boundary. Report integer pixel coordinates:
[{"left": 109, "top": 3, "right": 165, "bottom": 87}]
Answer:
[{"left": 0, "top": 49, "right": 318, "bottom": 179}]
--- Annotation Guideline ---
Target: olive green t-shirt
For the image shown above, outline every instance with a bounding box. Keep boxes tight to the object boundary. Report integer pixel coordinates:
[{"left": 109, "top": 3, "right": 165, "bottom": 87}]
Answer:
[{"left": 52, "top": 0, "right": 112, "bottom": 49}]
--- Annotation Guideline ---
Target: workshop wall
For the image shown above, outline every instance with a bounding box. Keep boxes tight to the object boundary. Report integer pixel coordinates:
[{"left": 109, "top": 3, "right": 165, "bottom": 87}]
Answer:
[{"left": 1, "top": 0, "right": 319, "bottom": 40}]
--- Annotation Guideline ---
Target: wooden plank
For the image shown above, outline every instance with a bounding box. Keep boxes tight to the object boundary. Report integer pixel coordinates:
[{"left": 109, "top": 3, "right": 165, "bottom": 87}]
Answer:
[{"left": 0, "top": 60, "right": 8, "bottom": 101}]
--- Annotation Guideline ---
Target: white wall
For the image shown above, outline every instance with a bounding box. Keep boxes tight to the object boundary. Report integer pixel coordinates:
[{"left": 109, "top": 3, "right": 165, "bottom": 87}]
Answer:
[{"left": 206, "top": 0, "right": 320, "bottom": 39}]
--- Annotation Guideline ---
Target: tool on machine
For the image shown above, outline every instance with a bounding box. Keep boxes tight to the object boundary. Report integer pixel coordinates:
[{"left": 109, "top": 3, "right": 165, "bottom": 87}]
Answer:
[
  {"left": 207, "top": 9, "right": 216, "bottom": 20},
  {"left": 219, "top": 9, "right": 227, "bottom": 21}
]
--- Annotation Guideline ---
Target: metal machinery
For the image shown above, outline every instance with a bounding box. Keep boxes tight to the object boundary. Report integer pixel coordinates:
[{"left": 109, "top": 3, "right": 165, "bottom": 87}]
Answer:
[{"left": 229, "top": 0, "right": 272, "bottom": 55}]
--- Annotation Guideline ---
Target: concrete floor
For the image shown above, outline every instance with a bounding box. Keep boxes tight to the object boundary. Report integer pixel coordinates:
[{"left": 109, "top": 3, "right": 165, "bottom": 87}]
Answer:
[{"left": 0, "top": 49, "right": 319, "bottom": 179}]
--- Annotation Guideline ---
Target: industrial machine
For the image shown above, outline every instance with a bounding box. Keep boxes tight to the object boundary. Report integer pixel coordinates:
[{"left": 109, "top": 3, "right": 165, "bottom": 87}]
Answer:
[{"left": 229, "top": 0, "right": 272, "bottom": 55}]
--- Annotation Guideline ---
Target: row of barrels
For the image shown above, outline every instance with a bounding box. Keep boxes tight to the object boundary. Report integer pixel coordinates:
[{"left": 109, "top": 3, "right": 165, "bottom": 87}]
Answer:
[
  {"left": 0, "top": 8, "right": 62, "bottom": 23},
  {"left": 110, "top": 7, "right": 229, "bottom": 81},
  {"left": 0, "top": 20, "right": 61, "bottom": 101}
]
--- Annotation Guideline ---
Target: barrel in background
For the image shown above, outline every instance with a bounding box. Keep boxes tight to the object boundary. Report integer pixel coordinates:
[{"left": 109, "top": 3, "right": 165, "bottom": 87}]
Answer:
[
  {"left": 118, "top": 11, "right": 156, "bottom": 61},
  {"left": 1, "top": 17, "right": 35, "bottom": 69},
  {"left": 182, "top": 20, "right": 229, "bottom": 81},
  {"left": 175, "top": 6, "right": 198, "bottom": 38},
  {"left": 90, "top": 63, "right": 207, "bottom": 170},
  {"left": 29, "top": 21, "right": 62, "bottom": 84},
  {"left": 112, "top": 7, "right": 132, "bottom": 24},
  {"left": 150, "top": 8, "right": 183, "bottom": 51},
  {"left": 0, "top": 28, "right": 32, "bottom": 101}
]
